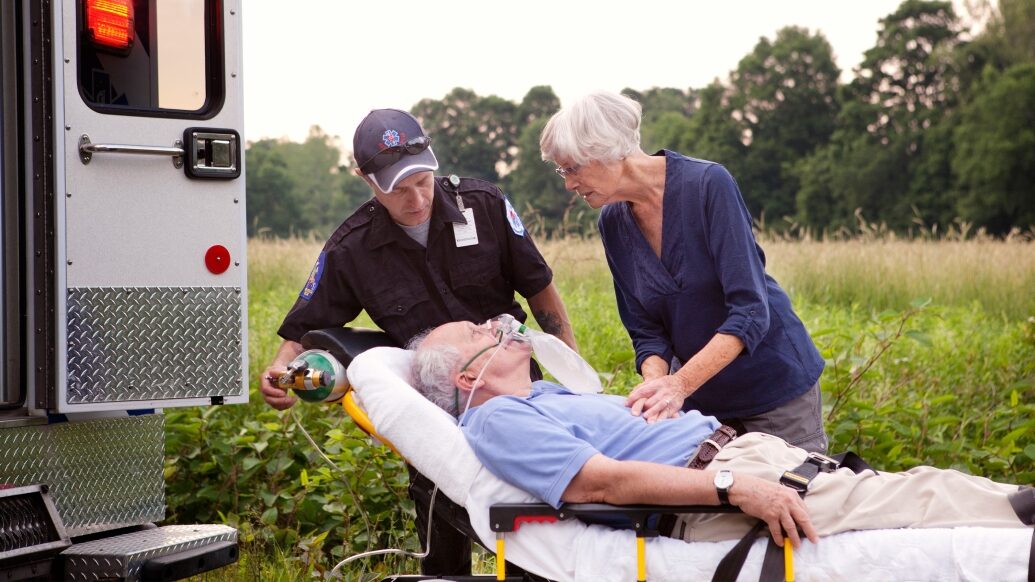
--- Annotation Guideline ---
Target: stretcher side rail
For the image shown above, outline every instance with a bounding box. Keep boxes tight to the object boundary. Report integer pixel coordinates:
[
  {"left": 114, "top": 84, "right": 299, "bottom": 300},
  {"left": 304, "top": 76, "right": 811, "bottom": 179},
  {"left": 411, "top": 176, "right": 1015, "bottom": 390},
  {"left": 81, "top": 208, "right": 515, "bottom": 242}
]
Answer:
[{"left": 490, "top": 503, "right": 746, "bottom": 581}]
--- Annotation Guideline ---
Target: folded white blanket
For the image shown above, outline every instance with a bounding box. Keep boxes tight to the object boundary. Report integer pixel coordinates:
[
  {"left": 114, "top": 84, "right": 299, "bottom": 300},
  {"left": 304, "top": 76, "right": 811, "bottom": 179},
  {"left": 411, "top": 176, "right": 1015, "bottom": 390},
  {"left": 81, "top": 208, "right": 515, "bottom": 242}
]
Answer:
[{"left": 347, "top": 346, "right": 1032, "bottom": 581}]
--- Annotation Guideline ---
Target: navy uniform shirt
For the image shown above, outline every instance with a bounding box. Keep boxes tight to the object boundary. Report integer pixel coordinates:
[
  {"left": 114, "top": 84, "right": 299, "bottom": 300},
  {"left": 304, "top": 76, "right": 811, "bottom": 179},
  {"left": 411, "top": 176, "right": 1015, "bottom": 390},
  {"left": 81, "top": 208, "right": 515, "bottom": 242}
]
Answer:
[{"left": 278, "top": 176, "right": 553, "bottom": 348}]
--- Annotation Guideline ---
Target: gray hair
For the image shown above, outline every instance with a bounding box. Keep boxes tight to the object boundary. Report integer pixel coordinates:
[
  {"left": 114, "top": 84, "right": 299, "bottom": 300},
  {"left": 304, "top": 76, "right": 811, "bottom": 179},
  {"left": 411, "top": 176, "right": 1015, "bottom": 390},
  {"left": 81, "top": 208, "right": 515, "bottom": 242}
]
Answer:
[
  {"left": 540, "top": 91, "right": 642, "bottom": 166},
  {"left": 408, "top": 330, "right": 461, "bottom": 416}
]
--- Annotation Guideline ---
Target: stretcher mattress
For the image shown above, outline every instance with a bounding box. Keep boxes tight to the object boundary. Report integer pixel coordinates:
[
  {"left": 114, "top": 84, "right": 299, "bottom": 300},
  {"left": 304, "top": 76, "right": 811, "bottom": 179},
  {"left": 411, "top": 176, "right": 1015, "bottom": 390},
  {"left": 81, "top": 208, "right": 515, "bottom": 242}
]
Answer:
[{"left": 347, "top": 346, "right": 1032, "bottom": 581}]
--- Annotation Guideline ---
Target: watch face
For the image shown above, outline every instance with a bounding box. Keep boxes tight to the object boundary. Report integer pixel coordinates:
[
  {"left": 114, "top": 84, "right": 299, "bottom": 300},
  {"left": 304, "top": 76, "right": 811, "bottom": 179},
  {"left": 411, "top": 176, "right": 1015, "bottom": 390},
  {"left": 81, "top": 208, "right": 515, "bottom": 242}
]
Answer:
[{"left": 715, "top": 470, "right": 734, "bottom": 489}]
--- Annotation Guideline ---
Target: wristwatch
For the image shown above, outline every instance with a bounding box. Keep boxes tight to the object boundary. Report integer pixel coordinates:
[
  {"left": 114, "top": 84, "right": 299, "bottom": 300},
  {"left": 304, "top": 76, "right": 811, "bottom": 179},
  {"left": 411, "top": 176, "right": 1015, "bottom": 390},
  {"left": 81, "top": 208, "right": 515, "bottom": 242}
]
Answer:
[{"left": 714, "top": 470, "right": 734, "bottom": 506}]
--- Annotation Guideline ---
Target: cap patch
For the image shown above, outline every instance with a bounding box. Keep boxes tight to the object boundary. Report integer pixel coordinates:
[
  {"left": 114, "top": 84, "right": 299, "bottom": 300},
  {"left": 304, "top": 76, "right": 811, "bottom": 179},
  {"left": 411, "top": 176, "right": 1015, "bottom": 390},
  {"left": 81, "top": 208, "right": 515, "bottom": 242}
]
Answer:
[
  {"left": 300, "top": 252, "right": 326, "bottom": 301},
  {"left": 381, "top": 129, "right": 402, "bottom": 148},
  {"left": 504, "top": 196, "right": 526, "bottom": 237}
]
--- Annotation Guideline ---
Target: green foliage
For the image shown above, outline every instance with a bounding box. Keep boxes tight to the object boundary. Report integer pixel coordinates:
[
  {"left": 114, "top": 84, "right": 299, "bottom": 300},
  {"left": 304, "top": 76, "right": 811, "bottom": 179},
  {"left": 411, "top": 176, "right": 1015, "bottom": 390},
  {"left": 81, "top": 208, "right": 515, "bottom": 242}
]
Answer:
[{"left": 807, "top": 300, "right": 1035, "bottom": 481}]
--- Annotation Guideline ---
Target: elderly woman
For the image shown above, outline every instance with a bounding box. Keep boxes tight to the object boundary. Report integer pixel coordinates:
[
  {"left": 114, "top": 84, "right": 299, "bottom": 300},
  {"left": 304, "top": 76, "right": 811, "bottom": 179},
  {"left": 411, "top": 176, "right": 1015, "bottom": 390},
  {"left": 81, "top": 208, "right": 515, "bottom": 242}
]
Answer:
[{"left": 539, "top": 91, "right": 827, "bottom": 453}]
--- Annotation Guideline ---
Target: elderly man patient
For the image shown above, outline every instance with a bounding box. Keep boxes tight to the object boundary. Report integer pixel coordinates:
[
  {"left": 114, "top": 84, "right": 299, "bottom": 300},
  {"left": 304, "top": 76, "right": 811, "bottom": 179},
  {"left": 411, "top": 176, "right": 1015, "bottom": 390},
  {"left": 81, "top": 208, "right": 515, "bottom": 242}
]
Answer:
[{"left": 410, "top": 319, "right": 1035, "bottom": 547}]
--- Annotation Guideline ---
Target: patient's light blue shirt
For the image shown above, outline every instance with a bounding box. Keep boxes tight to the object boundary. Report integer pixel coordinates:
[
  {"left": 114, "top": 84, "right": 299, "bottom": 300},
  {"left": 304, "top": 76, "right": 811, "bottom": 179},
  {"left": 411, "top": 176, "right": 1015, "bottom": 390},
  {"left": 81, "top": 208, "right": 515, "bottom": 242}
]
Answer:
[{"left": 460, "top": 381, "right": 721, "bottom": 508}]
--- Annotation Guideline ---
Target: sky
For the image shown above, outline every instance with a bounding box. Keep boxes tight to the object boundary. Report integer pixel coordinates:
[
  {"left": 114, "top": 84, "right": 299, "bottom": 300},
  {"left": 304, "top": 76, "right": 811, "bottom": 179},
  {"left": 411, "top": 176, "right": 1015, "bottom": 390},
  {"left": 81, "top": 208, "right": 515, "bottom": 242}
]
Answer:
[{"left": 241, "top": 0, "right": 917, "bottom": 155}]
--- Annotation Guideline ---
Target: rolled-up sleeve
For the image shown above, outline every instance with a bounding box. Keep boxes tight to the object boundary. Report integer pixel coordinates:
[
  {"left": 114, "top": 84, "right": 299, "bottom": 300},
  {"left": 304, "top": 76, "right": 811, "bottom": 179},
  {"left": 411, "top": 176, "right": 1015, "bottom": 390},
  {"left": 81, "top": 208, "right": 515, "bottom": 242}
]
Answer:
[{"left": 701, "top": 165, "right": 770, "bottom": 354}]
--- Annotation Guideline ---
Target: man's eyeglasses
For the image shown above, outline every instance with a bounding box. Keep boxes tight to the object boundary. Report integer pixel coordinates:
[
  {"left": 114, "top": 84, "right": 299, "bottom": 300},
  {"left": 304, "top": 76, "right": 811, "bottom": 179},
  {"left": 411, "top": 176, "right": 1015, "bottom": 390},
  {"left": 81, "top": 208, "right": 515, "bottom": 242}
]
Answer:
[
  {"left": 554, "top": 164, "right": 581, "bottom": 177},
  {"left": 359, "top": 136, "right": 433, "bottom": 174},
  {"left": 459, "top": 329, "right": 503, "bottom": 375},
  {"left": 454, "top": 328, "right": 503, "bottom": 414}
]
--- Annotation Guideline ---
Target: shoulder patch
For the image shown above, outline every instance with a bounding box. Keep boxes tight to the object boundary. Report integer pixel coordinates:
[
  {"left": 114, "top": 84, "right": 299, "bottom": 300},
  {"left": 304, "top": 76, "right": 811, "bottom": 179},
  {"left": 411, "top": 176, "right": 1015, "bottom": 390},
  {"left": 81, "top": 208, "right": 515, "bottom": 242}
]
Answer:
[
  {"left": 299, "top": 252, "right": 326, "bottom": 301},
  {"left": 504, "top": 196, "right": 526, "bottom": 237}
]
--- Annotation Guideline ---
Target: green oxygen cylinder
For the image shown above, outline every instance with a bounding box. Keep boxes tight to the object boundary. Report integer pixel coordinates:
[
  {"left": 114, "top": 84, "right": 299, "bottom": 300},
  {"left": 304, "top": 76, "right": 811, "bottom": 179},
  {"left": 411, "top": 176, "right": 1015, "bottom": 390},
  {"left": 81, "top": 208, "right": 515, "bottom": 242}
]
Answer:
[{"left": 278, "top": 349, "right": 348, "bottom": 403}]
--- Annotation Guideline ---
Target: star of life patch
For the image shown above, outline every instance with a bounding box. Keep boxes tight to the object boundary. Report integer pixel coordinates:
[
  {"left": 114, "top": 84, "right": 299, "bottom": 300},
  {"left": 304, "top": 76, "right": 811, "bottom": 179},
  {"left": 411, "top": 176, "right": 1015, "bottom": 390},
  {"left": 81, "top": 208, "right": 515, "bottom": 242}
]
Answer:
[
  {"left": 504, "top": 196, "right": 526, "bottom": 237},
  {"left": 300, "top": 252, "right": 326, "bottom": 301}
]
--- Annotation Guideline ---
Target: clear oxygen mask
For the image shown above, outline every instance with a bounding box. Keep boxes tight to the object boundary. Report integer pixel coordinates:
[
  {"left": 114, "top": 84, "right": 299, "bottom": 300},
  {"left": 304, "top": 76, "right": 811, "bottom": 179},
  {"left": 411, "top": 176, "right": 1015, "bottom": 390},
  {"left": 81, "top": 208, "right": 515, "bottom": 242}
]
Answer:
[{"left": 485, "top": 314, "right": 602, "bottom": 394}]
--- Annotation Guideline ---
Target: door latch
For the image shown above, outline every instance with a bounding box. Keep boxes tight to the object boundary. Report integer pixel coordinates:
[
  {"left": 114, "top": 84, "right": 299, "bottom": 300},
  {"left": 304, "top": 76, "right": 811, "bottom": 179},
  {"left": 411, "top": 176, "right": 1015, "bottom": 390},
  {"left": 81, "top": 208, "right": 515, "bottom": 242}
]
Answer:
[{"left": 184, "top": 128, "right": 241, "bottom": 179}]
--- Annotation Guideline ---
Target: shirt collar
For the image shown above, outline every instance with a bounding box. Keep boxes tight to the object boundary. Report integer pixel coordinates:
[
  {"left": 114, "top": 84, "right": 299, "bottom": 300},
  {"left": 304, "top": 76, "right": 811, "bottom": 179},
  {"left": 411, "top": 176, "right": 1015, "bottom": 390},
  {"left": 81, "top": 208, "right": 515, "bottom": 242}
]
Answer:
[
  {"left": 364, "top": 179, "right": 467, "bottom": 250},
  {"left": 431, "top": 178, "right": 467, "bottom": 225}
]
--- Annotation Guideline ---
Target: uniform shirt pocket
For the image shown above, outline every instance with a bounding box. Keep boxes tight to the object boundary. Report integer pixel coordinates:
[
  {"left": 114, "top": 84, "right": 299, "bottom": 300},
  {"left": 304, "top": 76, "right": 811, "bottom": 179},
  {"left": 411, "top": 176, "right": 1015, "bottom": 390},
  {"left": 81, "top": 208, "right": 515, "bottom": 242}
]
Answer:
[{"left": 366, "top": 285, "right": 430, "bottom": 320}]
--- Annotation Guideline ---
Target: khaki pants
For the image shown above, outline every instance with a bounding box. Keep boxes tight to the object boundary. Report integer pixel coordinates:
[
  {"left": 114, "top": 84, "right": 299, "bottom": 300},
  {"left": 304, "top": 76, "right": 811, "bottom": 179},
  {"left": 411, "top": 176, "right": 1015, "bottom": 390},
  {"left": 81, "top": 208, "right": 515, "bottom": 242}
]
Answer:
[{"left": 674, "top": 432, "right": 1024, "bottom": 542}]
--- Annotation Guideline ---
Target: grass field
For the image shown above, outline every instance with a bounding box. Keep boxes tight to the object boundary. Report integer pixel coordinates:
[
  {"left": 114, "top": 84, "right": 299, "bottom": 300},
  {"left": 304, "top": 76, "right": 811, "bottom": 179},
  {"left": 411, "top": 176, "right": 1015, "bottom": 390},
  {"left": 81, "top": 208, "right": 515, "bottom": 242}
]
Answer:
[{"left": 176, "top": 235, "right": 1035, "bottom": 580}]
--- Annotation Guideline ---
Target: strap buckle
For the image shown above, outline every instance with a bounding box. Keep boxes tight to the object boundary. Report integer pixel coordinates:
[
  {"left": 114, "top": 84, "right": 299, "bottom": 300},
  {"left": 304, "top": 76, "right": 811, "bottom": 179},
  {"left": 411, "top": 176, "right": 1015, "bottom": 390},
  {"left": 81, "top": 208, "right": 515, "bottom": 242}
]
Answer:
[
  {"left": 779, "top": 470, "right": 811, "bottom": 493},
  {"left": 805, "top": 452, "right": 840, "bottom": 473}
]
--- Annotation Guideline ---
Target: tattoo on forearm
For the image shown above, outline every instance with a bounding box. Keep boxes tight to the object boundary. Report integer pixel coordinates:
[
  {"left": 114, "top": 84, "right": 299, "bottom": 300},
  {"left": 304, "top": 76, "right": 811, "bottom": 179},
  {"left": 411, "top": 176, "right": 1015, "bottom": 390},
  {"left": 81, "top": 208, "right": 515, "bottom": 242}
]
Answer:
[{"left": 534, "top": 310, "right": 564, "bottom": 336}]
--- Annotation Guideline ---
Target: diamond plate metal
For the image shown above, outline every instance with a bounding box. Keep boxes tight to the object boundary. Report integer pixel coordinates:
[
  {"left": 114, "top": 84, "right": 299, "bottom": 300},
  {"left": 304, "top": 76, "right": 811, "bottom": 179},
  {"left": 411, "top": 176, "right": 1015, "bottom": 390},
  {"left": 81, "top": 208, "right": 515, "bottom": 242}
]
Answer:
[
  {"left": 63, "top": 524, "right": 237, "bottom": 581},
  {"left": 0, "top": 415, "right": 165, "bottom": 536},
  {"left": 66, "top": 287, "right": 243, "bottom": 403}
]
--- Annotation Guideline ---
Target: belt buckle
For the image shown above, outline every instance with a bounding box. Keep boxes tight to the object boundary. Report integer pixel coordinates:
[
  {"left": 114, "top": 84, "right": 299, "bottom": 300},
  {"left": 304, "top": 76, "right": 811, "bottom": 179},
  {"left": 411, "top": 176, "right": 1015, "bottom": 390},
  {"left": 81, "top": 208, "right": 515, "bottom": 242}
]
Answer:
[{"left": 806, "top": 452, "right": 840, "bottom": 473}]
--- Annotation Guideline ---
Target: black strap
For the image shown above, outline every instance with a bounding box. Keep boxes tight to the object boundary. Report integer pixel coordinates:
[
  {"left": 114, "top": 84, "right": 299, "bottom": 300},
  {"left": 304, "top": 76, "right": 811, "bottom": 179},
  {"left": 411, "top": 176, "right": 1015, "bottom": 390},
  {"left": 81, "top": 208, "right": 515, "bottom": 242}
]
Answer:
[
  {"left": 831, "top": 451, "right": 876, "bottom": 475},
  {"left": 758, "top": 538, "right": 786, "bottom": 582},
  {"left": 712, "top": 450, "right": 876, "bottom": 582},
  {"left": 1009, "top": 486, "right": 1035, "bottom": 525},
  {"left": 711, "top": 521, "right": 767, "bottom": 582},
  {"left": 1029, "top": 529, "right": 1035, "bottom": 582}
]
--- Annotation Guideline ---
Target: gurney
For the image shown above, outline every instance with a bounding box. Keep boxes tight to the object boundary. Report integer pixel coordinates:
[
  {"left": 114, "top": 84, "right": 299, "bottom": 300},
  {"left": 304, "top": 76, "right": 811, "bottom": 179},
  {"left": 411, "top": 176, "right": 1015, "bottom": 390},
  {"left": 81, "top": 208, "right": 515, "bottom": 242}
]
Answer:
[{"left": 302, "top": 328, "right": 1034, "bottom": 581}]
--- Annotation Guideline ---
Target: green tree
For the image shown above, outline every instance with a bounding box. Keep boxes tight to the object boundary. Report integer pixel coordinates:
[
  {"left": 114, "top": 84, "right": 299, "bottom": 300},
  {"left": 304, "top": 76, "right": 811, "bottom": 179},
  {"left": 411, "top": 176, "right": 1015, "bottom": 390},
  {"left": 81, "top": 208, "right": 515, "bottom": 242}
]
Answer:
[
  {"left": 728, "top": 26, "right": 841, "bottom": 221},
  {"left": 953, "top": 64, "right": 1035, "bottom": 232},
  {"left": 624, "top": 87, "right": 696, "bottom": 154},
  {"left": 683, "top": 82, "right": 746, "bottom": 168},
  {"left": 410, "top": 88, "right": 517, "bottom": 182},
  {"left": 505, "top": 118, "right": 595, "bottom": 235},
  {"left": 246, "top": 139, "right": 298, "bottom": 237},
  {"left": 245, "top": 126, "right": 353, "bottom": 238}
]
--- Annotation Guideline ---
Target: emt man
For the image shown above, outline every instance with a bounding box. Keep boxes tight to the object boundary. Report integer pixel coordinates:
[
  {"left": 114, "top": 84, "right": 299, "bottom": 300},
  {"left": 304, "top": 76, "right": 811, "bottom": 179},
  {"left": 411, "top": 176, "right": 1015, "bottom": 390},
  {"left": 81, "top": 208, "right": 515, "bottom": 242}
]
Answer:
[{"left": 260, "top": 109, "right": 577, "bottom": 576}]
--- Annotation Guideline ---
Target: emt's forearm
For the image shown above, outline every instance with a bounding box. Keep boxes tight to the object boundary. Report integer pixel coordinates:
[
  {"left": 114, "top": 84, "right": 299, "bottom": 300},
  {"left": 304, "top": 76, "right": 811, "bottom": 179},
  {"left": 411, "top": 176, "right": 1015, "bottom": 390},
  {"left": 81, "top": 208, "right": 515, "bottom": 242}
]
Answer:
[
  {"left": 526, "top": 283, "right": 578, "bottom": 352},
  {"left": 273, "top": 339, "right": 304, "bottom": 367},
  {"left": 562, "top": 454, "right": 719, "bottom": 506},
  {"left": 672, "top": 333, "right": 743, "bottom": 397}
]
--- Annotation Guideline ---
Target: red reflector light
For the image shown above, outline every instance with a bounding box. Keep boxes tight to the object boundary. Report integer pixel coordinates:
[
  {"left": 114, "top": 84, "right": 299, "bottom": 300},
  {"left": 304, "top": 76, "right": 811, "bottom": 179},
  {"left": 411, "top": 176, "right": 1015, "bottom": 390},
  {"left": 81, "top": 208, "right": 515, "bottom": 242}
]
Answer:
[{"left": 85, "top": 0, "right": 135, "bottom": 52}]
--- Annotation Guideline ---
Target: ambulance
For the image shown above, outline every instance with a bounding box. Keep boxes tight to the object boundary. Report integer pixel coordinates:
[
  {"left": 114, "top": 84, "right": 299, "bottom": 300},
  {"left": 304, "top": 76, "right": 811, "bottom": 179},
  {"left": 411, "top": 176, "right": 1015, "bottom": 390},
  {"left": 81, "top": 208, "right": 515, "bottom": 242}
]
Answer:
[{"left": 0, "top": 0, "right": 246, "bottom": 579}]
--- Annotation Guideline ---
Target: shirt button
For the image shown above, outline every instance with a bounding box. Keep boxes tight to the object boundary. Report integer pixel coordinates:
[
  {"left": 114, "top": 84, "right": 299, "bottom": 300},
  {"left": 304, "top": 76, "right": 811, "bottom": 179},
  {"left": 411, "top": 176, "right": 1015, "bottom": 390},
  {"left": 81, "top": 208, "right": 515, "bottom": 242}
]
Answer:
[
  {"left": 749, "top": 309, "right": 756, "bottom": 315},
  {"left": 395, "top": 305, "right": 404, "bottom": 313}
]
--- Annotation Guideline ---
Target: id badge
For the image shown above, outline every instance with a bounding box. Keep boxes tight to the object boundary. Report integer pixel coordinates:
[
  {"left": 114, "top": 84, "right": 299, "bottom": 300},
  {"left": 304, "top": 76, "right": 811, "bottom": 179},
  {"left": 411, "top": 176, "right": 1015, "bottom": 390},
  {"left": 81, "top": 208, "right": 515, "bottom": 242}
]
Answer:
[{"left": 453, "top": 208, "right": 479, "bottom": 247}]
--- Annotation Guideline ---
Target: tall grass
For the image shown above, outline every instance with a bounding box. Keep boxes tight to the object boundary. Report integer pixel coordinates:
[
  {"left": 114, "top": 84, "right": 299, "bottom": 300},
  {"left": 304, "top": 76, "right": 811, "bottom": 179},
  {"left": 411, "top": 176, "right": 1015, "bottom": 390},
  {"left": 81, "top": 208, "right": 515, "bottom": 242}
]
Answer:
[{"left": 762, "top": 238, "right": 1035, "bottom": 319}]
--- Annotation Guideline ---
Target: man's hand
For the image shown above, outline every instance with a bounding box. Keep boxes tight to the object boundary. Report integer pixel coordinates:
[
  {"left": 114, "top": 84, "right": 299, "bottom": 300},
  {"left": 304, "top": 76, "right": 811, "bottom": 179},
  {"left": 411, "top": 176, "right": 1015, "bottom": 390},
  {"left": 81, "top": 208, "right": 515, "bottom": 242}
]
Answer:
[
  {"left": 259, "top": 366, "right": 297, "bottom": 410},
  {"left": 626, "top": 374, "right": 688, "bottom": 423},
  {"left": 729, "top": 474, "right": 818, "bottom": 548},
  {"left": 259, "top": 340, "right": 305, "bottom": 410}
]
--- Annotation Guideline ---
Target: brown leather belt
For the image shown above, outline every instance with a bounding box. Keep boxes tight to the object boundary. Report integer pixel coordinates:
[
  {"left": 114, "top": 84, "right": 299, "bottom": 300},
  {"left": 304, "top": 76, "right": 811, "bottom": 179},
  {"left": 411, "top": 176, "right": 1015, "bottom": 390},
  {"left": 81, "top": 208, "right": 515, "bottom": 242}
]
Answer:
[{"left": 687, "top": 425, "right": 738, "bottom": 470}]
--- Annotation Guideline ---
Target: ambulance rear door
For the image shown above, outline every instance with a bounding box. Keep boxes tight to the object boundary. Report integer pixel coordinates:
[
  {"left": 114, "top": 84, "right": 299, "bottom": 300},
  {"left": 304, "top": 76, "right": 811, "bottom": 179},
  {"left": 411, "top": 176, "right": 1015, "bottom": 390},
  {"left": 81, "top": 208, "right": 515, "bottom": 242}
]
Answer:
[{"left": 37, "top": 0, "right": 247, "bottom": 413}]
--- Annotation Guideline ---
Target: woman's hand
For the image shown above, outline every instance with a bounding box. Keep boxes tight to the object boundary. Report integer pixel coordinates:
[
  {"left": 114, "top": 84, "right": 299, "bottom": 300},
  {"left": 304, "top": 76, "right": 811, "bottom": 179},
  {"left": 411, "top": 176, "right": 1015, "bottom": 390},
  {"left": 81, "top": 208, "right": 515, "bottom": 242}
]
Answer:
[{"left": 625, "top": 374, "right": 690, "bottom": 423}]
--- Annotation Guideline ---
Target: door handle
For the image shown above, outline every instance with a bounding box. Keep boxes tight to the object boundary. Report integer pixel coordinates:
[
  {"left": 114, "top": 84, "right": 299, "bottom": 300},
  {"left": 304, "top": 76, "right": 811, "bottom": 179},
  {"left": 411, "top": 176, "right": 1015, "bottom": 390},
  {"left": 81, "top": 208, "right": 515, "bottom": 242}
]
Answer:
[{"left": 78, "top": 134, "right": 184, "bottom": 168}]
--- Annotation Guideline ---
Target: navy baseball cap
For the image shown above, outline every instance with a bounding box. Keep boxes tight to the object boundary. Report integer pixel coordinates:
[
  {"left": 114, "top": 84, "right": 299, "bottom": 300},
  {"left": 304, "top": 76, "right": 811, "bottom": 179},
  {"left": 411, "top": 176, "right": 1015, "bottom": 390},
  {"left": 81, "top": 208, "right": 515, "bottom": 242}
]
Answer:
[{"left": 353, "top": 109, "right": 439, "bottom": 193}]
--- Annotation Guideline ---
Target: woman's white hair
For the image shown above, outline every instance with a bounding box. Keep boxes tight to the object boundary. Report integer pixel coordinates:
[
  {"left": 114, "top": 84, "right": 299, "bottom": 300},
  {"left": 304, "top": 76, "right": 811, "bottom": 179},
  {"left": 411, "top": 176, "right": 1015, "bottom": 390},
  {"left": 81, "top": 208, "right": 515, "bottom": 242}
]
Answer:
[
  {"left": 408, "top": 330, "right": 461, "bottom": 416},
  {"left": 540, "top": 91, "right": 643, "bottom": 166}
]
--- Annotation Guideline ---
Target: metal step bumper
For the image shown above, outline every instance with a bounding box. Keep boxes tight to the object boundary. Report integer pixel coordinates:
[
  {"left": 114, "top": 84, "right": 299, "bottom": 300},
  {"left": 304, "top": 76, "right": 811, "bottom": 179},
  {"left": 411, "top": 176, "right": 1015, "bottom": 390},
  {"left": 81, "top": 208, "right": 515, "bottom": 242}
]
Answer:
[{"left": 62, "top": 524, "right": 238, "bottom": 581}]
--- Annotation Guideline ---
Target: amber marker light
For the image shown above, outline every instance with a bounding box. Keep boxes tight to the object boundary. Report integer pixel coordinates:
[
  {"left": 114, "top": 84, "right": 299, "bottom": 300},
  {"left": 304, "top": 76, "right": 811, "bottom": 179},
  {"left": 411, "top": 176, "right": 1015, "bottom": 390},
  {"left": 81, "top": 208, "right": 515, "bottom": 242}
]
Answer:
[{"left": 85, "top": 0, "right": 135, "bottom": 53}]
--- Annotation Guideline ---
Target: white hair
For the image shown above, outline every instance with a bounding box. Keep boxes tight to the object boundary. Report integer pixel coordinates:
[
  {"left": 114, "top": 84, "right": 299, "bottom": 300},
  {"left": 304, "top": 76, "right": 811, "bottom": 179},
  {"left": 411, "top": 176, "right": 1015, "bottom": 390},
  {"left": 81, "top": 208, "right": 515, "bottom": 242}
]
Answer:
[
  {"left": 408, "top": 331, "right": 461, "bottom": 416},
  {"left": 540, "top": 91, "right": 643, "bottom": 166}
]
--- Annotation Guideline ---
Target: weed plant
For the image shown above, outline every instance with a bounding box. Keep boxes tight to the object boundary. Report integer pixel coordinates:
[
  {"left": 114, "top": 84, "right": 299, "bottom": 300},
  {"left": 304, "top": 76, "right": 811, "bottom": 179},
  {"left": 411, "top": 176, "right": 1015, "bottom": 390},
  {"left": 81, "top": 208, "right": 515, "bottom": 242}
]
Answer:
[{"left": 169, "top": 234, "right": 1035, "bottom": 580}]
